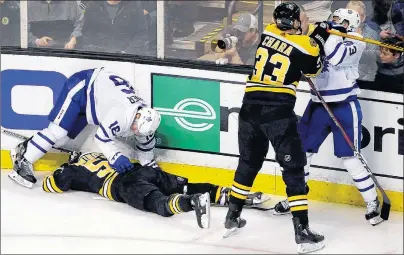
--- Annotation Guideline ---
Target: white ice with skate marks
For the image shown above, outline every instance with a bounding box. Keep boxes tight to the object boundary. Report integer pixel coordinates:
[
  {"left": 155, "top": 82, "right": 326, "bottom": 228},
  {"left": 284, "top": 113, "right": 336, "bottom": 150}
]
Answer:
[{"left": 1, "top": 171, "right": 403, "bottom": 254}]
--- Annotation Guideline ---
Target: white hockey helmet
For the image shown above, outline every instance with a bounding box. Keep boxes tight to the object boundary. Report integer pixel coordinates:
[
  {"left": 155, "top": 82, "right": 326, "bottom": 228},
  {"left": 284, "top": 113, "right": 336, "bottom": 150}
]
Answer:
[
  {"left": 133, "top": 107, "right": 161, "bottom": 136},
  {"left": 332, "top": 8, "right": 361, "bottom": 31}
]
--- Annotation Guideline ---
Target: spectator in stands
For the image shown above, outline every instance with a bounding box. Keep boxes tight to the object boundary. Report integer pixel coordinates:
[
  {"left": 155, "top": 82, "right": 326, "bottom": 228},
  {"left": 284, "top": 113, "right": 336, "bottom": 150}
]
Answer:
[
  {"left": 214, "top": 13, "right": 260, "bottom": 66},
  {"left": 374, "top": 37, "right": 404, "bottom": 93},
  {"left": 168, "top": 1, "right": 199, "bottom": 38},
  {"left": 0, "top": 0, "right": 20, "bottom": 46},
  {"left": 81, "top": 1, "right": 150, "bottom": 55},
  {"left": 27, "top": 1, "right": 83, "bottom": 49},
  {"left": 141, "top": 1, "right": 157, "bottom": 52},
  {"left": 391, "top": 0, "right": 404, "bottom": 39},
  {"left": 345, "top": 1, "right": 381, "bottom": 89}
]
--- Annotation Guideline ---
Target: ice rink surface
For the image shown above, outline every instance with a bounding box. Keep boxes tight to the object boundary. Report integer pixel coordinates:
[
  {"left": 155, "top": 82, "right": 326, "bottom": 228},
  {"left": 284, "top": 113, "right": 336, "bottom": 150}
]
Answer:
[{"left": 1, "top": 170, "right": 403, "bottom": 254}]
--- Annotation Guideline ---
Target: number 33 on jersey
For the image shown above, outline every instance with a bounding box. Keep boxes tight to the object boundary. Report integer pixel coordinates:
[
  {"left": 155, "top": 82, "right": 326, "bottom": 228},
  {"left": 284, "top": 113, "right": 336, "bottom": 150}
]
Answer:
[{"left": 244, "top": 24, "right": 323, "bottom": 106}]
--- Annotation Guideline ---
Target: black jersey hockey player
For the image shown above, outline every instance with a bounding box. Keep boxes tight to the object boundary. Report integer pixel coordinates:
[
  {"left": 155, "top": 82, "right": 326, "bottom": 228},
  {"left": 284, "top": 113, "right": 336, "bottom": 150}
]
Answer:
[
  {"left": 223, "top": 2, "right": 331, "bottom": 253},
  {"left": 43, "top": 152, "right": 266, "bottom": 229}
]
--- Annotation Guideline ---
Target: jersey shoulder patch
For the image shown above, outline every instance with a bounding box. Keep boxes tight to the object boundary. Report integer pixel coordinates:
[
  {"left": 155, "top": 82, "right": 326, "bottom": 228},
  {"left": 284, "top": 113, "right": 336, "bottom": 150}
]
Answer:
[{"left": 309, "top": 38, "right": 318, "bottom": 47}]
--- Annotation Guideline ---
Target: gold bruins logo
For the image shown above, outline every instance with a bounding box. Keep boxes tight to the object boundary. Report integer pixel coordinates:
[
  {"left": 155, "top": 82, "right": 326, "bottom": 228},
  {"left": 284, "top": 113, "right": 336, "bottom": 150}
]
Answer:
[{"left": 2, "top": 17, "right": 9, "bottom": 25}]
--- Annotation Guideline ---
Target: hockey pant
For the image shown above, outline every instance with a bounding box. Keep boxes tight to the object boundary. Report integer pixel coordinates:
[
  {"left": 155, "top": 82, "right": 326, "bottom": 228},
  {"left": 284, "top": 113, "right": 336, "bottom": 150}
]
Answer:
[{"left": 230, "top": 104, "right": 309, "bottom": 225}]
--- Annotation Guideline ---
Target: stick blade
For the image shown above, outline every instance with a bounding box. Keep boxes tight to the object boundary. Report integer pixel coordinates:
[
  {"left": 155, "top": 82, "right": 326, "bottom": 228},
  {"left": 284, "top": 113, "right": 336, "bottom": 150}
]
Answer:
[{"left": 380, "top": 202, "right": 391, "bottom": 220}]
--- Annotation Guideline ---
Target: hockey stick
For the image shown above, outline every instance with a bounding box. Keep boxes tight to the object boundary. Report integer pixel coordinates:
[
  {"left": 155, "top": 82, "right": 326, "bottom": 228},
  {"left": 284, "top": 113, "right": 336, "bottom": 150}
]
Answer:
[
  {"left": 302, "top": 75, "right": 391, "bottom": 220},
  {"left": 327, "top": 29, "right": 404, "bottom": 52},
  {"left": 1, "top": 128, "right": 73, "bottom": 154}
]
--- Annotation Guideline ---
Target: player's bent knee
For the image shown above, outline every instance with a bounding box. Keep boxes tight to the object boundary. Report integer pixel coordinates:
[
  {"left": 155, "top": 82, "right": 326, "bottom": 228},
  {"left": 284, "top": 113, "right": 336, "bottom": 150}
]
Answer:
[{"left": 276, "top": 138, "right": 307, "bottom": 169}]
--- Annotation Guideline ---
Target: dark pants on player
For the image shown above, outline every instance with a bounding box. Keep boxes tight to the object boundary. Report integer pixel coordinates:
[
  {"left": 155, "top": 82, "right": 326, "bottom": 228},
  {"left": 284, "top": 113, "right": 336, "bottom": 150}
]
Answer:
[
  {"left": 118, "top": 167, "right": 218, "bottom": 217},
  {"left": 230, "top": 104, "right": 308, "bottom": 224}
]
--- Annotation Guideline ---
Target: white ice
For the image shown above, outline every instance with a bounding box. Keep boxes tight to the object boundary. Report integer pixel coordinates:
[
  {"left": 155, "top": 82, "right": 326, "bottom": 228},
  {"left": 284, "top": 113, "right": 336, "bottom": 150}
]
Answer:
[{"left": 1, "top": 170, "right": 403, "bottom": 254}]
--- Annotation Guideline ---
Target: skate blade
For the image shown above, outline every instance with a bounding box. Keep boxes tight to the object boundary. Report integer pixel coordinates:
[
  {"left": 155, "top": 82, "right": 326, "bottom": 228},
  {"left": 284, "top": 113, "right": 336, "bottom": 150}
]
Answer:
[
  {"left": 199, "top": 192, "right": 211, "bottom": 229},
  {"left": 223, "top": 227, "right": 239, "bottom": 238},
  {"left": 369, "top": 216, "right": 384, "bottom": 226},
  {"left": 297, "top": 241, "right": 325, "bottom": 254},
  {"left": 8, "top": 170, "right": 33, "bottom": 189},
  {"left": 273, "top": 210, "right": 291, "bottom": 216}
]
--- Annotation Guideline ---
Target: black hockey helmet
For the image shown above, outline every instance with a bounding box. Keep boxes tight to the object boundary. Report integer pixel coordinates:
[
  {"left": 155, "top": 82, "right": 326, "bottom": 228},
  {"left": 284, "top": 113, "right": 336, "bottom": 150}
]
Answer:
[{"left": 273, "top": 2, "right": 301, "bottom": 31}]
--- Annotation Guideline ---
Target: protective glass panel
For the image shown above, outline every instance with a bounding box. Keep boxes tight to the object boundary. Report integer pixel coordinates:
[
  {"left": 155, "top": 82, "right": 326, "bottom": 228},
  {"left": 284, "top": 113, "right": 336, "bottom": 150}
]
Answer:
[
  {"left": 164, "top": 1, "right": 277, "bottom": 66},
  {"left": 26, "top": 0, "right": 156, "bottom": 56},
  {"left": 1, "top": 0, "right": 21, "bottom": 47}
]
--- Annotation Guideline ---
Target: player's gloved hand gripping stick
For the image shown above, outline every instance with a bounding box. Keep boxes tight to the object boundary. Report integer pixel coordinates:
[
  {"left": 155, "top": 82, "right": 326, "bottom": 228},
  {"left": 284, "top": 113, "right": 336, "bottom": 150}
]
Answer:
[{"left": 302, "top": 75, "right": 391, "bottom": 221}]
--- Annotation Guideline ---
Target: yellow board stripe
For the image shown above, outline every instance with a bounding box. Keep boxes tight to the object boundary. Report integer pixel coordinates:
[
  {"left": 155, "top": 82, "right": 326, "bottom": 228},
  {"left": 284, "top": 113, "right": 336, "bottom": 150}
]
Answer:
[
  {"left": 43, "top": 176, "right": 50, "bottom": 192},
  {"left": 1, "top": 150, "right": 402, "bottom": 212},
  {"left": 233, "top": 182, "right": 251, "bottom": 191},
  {"left": 290, "top": 205, "right": 309, "bottom": 212},
  {"left": 106, "top": 173, "right": 119, "bottom": 200},
  {"left": 230, "top": 190, "right": 247, "bottom": 200},
  {"left": 49, "top": 175, "right": 63, "bottom": 193},
  {"left": 288, "top": 195, "right": 308, "bottom": 202},
  {"left": 245, "top": 86, "right": 296, "bottom": 96}
]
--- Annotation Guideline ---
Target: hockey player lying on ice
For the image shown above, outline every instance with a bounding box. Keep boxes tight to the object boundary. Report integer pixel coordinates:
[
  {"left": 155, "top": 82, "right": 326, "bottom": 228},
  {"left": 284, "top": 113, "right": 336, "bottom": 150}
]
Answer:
[{"left": 42, "top": 152, "right": 266, "bottom": 229}]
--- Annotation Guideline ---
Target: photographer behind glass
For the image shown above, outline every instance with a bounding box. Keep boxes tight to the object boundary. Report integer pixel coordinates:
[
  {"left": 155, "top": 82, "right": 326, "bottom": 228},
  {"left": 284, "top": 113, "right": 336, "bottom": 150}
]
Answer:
[{"left": 215, "top": 13, "right": 260, "bottom": 65}]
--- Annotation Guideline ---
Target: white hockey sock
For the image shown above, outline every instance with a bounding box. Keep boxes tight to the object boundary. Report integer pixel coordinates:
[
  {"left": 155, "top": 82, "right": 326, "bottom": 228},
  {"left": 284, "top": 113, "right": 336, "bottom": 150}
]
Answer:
[
  {"left": 53, "top": 136, "right": 71, "bottom": 148},
  {"left": 342, "top": 156, "right": 377, "bottom": 203},
  {"left": 24, "top": 122, "right": 68, "bottom": 163},
  {"left": 304, "top": 153, "right": 314, "bottom": 183}
]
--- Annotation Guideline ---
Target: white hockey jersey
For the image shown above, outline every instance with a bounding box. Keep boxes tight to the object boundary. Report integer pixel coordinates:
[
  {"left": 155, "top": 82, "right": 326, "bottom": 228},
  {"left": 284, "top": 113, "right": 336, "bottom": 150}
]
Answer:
[
  {"left": 311, "top": 31, "right": 366, "bottom": 103},
  {"left": 84, "top": 68, "right": 155, "bottom": 165}
]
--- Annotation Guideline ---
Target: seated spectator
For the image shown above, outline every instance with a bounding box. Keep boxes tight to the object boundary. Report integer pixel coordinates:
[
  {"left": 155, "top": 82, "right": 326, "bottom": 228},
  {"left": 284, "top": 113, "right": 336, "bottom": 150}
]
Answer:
[
  {"left": 81, "top": 1, "right": 150, "bottom": 55},
  {"left": 28, "top": 1, "right": 84, "bottom": 49},
  {"left": 0, "top": 0, "right": 20, "bottom": 46},
  {"left": 345, "top": 1, "right": 381, "bottom": 89},
  {"left": 199, "top": 13, "right": 259, "bottom": 66},
  {"left": 374, "top": 37, "right": 404, "bottom": 94}
]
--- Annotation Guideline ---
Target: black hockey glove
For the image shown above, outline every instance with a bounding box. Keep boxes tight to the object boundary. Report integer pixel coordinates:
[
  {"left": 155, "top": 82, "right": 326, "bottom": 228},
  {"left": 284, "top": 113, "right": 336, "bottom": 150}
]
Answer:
[{"left": 310, "top": 21, "right": 331, "bottom": 56}]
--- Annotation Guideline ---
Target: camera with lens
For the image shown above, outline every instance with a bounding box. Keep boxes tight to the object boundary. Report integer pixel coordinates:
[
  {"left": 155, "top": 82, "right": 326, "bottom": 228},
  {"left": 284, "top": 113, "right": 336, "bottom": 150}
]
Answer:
[{"left": 217, "top": 36, "right": 241, "bottom": 50}]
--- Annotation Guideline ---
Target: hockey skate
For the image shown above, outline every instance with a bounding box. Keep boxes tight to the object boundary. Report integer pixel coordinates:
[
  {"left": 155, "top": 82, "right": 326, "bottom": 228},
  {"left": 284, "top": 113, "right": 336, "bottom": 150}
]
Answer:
[
  {"left": 273, "top": 199, "right": 291, "bottom": 215},
  {"left": 365, "top": 198, "right": 384, "bottom": 226},
  {"left": 9, "top": 139, "right": 37, "bottom": 188},
  {"left": 293, "top": 217, "right": 325, "bottom": 254},
  {"left": 190, "top": 192, "right": 210, "bottom": 229},
  {"left": 223, "top": 204, "right": 247, "bottom": 238},
  {"left": 216, "top": 188, "right": 270, "bottom": 209}
]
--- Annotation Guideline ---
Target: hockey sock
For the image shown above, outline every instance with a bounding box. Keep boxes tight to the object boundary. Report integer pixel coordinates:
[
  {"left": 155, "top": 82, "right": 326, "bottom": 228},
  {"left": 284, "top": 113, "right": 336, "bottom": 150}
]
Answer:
[
  {"left": 283, "top": 168, "right": 309, "bottom": 226},
  {"left": 165, "top": 194, "right": 193, "bottom": 215},
  {"left": 24, "top": 122, "right": 68, "bottom": 163},
  {"left": 42, "top": 175, "right": 64, "bottom": 193},
  {"left": 229, "top": 181, "right": 252, "bottom": 211},
  {"left": 343, "top": 156, "right": 377, "bottom": 203}
]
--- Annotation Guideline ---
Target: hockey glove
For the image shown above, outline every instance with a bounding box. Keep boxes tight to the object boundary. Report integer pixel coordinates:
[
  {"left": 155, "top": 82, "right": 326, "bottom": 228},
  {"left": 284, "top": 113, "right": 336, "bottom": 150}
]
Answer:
[
  {"left": 310, "top": 21, "right": 331, "bottom": 56},
  {"left": 110, "top": 152, "right": 134, "bottom": 174}
]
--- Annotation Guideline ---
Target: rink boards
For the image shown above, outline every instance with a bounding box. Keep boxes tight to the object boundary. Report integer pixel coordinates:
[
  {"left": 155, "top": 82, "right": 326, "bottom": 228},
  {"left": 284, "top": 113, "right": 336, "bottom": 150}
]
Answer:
[{"left": 1, "top": 54, "right": 403, "bottom": 211}]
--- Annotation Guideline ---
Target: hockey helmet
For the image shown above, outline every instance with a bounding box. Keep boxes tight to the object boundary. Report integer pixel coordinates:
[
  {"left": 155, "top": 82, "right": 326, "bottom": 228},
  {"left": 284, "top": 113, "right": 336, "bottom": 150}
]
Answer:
[
  {"left": 331, "top": 8, "right": 361, "bottom": 32},
  {"left": 133, "top": 107, "right": 161, "bottom": 136},
  {"left": 273, "top": 2, "right": 301, "bottom": 32}
]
